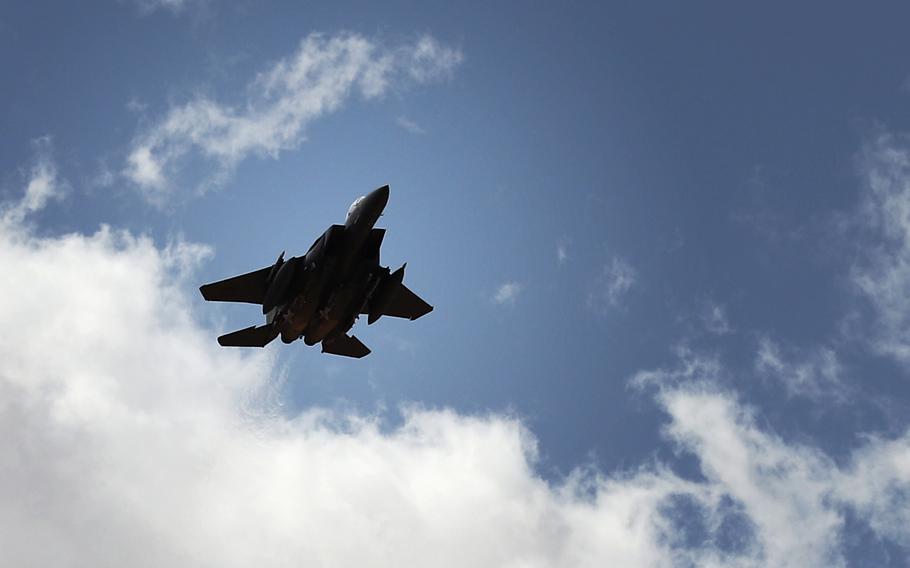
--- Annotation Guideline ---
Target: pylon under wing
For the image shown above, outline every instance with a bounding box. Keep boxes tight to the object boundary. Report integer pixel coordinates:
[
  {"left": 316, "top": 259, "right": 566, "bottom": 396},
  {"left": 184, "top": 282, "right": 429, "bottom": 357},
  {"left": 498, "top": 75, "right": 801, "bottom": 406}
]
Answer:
[
  {"left": 322, "top": 334, "right": 371, "bottom": 358},
  {"left": 217, "top": 324, "right": 279, "bottom": 347}
]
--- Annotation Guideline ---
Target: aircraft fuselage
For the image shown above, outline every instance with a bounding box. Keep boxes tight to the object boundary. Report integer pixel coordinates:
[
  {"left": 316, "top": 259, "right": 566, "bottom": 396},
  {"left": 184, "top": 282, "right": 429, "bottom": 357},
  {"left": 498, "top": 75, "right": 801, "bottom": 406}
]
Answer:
[
  {"left": 273, "top": 185, "right": 390, "bottom": 345},
  {"left": 199, "top": 184, "right": 432, "bottom": 358}
]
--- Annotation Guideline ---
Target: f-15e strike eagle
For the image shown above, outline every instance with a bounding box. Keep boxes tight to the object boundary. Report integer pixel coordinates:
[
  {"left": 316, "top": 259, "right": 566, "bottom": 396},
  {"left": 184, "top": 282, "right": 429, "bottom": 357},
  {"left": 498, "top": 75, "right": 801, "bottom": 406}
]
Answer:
[{"left": 199, "top": 185, "right": 432, "bottom": 358}]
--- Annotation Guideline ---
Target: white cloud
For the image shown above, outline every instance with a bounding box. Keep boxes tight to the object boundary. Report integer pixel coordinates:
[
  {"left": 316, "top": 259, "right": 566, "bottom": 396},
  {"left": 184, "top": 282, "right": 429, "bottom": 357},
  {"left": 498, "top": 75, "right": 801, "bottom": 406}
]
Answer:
[
  {"left": 835, "top": 431, "right": 910, "bottom": 548},
  {"left": 0, "top": 178, "right": 704, "bottom": 566},
  {"left": 91, "top": 160, "right": 117, "bottom": 189},
  {"left": 557, "top": 237, "right": 570, "bottom": 266},
  {"left": 702, "top": 301, "right": 733, "bottom": 335},
  {"left": 754, "top": 337, "right": 847, "bottom": 402},
  {"left": 493, "top": 281, "right": 522, "bottom": 305},
  {"left": 2, "top": 137, "right": 67, "bottom": 225},
  {"left": 2, "top": 161, "right": 908, "bottom": 565},
  {"left": 658, "top": 385, "right": 844, "bottom": 567},
  {"left": 404, "top": 35, "right": 465, "bottom": 84},
  {"left": 125, "top": 96, "right": 148, "bottom": 114},
  {"left": 635, "top": 352, "right": 910, "bottom": 567},
  {"left": 587, "top": 256, "right": 636, "bottom": 314},
  {"left": 629, "top": 346, "right": 723, "bottom": 390},
  {"left": 396, "top": 115, "right": 426, "bottom": 134},
  {"left": 381, "top": 333, "right": 418, "bottom": 357},
  {"left": 125, "top": 32, "right": 462, "bottom": 203},
  {"left": 130, "top": 0, "right": 200, "bottom": 14},
  {"left": 852, "top": 131, "right": 910, "bottom": 363}
]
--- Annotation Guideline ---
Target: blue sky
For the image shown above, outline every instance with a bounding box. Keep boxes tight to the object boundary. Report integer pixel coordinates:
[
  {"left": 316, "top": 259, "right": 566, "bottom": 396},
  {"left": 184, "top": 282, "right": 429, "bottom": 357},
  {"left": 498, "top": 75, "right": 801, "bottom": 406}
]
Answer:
[{"left": 3, "top": 2, "right": 910, "bottom": 566}]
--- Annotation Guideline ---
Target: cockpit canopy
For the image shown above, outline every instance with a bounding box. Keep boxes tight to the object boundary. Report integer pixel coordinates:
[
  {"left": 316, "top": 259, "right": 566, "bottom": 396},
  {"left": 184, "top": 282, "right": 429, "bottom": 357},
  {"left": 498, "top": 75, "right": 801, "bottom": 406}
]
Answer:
[{"left": 346, "top": 196, "right": 365, "bottom": 224}]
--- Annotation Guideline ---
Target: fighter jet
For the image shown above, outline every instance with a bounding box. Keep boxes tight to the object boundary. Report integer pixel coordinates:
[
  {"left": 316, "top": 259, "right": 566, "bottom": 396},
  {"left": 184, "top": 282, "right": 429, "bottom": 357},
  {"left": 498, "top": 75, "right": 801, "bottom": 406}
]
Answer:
[{"left": 199, "top": 185, "right": 432, "bottom": 358}]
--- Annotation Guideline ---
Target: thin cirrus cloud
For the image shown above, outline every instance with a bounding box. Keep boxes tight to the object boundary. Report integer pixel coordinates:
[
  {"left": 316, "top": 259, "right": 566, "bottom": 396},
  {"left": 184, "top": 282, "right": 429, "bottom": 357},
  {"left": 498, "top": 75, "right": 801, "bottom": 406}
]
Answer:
[
  {"left": 587, "top": 256, "right": 636, "bottom": 314},
  {"left": 128, "top": 0, "right": 205, "bottom": 15},
  {"left": 754, "top": 336, "right": 847, "bottom": 402},
  {"left": 1, "top": 137, "right": 67, "bottom": 225},
  {"left": 493, "top": 281, "right": 522, "bottom": 305},
  {"left": 852, "top": 130, "right": 910, "bottom": 365},
  {"left": 702, "top": 301, "right": 733, "bottom": 336},
  {"left": 395, "top": 115, "right": 427, "bottom": 134},
  {"left": 557, "top": 237, "right": 570, "bottom": 266},
  {"left": 124, "top": 32, "right": 462, "bottom": 203}
]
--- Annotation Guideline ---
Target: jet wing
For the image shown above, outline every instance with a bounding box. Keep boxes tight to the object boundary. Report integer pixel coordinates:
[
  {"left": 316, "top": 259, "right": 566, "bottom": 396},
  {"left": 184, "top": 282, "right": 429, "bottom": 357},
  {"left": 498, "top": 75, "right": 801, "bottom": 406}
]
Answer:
[
  {"left": 364, "top": 283, "right": 434, "bottom": 320},
  {"left": 322, "top": 334, "right": 371, "bottom": 358},
  {"left": 199, "top": 266, "right": 271, "bottom": 304}
]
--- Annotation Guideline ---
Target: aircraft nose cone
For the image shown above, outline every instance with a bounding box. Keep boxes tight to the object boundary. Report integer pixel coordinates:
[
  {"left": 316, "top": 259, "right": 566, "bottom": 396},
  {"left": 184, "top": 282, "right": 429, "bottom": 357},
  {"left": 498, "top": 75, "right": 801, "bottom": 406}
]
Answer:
[
  {"left": 370, "top": 185, "right": 390, "bottom": 209},
  {"left": 365, "top": 184, "right": 389, "bottom": 217}
]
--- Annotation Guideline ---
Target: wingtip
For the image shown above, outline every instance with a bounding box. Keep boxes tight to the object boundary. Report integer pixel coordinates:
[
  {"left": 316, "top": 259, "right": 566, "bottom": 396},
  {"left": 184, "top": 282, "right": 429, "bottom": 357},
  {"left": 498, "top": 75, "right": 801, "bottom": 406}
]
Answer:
[{"left": 410, "top": 304, "right": 434, "bottom": 321}]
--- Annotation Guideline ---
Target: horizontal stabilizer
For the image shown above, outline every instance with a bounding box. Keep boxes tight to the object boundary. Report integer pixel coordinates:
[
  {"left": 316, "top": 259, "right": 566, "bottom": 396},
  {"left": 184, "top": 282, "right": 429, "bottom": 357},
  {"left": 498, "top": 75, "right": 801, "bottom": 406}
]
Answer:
[
  {"left": 217, "top": 324, "right": 278, "bottom": 348},
  {"left": 200, "top": 266, "right": 272, "bottom": 305},
  {"left": 390, "top": 284, "right": 433, "bottom": 320},
  {"left": 363, "top": 282, "right": 433, "bottom": 321},
  {"left": 321, "top": 334, "right": 371, "bottom": 358}
]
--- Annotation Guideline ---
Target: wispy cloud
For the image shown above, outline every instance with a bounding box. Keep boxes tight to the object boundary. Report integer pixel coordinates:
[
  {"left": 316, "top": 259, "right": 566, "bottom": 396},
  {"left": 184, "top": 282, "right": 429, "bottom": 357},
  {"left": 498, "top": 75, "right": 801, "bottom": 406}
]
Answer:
[
  {"left": 851, "top": 130, "right": 910, "bottom": 364},
  {"left": 701, "top": 301, "right": 733, "bottom": 335},
  {"left": 395, "top": 116, "right": 426, "bottom": 134},
  {"left": 587, "top": 256, "right": 637, "bottom": 314},
  {"left": 125, "top": 32, "right": 462, "bottom": 203},
  {"left": 556, "top": 236, "right": 570, "bottom": 266},
  {"left": 88, "top": 158, "right": 117, "bottom": 190},
  {"left": 381, "top": 333, "right": 418, "bottom": 357},
  {"left": 125, "top": 97, "right": 148, "bottom": 114},
  {"left": 493, "top": 281, "right": 522, "bottom": 305},
  {"left": 755, "top": 337, "right": 847, "bottom": 402},
  {"left": 2, "top": 137, "right": 67, "bottom": 225},
  {"left": 130, "top": 0, "right": 204, "bottom": 15},
  {"left": 633, "top": 351, "right": 910, "bottom": 567}
]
